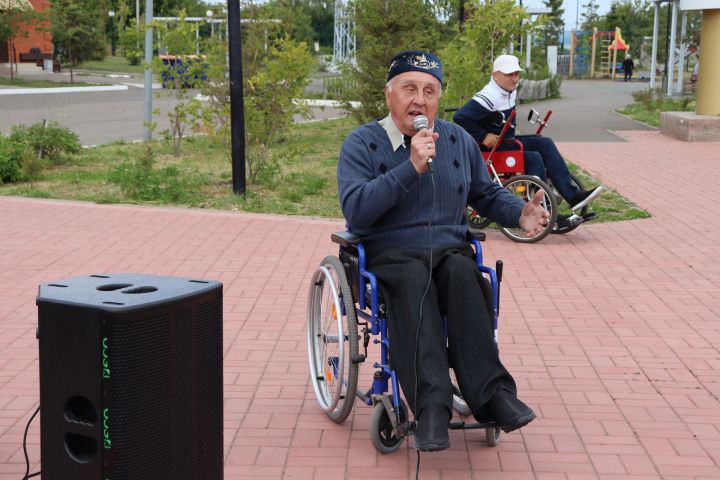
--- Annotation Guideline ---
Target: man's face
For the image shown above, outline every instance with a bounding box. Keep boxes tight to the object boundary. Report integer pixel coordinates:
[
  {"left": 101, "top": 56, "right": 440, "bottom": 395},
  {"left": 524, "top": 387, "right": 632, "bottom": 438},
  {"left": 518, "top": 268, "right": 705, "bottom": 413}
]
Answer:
[
  {"left": 492, "top": 70, "right": 521, "bottom": 93},
  {"left": 385, "top": 71, "right": 441, "bottom": 136}
]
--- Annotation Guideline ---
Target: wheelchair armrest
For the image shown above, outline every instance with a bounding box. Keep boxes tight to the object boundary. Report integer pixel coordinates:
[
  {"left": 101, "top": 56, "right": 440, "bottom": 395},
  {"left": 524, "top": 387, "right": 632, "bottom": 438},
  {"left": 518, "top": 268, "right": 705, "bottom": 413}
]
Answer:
[
  {"left": 331, "top": 231, "right": 362, "bottom": 247},
  {"left": 501, "top": 138, "right": 524, "bottom": 151},
  {"left": 467, "top": 230, "right": 486, "bottom": 242}
]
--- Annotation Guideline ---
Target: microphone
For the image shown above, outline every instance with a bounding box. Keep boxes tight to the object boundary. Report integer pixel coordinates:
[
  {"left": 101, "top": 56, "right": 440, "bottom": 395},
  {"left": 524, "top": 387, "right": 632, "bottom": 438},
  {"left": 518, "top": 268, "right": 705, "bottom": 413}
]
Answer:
[{"left": 412, "top": 115, "right": 433, "bottom": 173}]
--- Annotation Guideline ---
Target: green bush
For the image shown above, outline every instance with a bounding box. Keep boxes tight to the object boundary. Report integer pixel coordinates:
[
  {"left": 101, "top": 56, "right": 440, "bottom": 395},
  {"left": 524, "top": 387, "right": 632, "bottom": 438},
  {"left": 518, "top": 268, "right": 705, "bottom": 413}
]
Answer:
[
  {"left": 0, "top": 135, "right": 26, "bottom": 183},
  {"left": 9, "top": 121, "right": 81, "bottom": 165},
  {"left": 108, "top": 158, "right": 205, "bottom": 203},
  {"left": 119, "top": 20, "right": 144, "bottom": 66}
]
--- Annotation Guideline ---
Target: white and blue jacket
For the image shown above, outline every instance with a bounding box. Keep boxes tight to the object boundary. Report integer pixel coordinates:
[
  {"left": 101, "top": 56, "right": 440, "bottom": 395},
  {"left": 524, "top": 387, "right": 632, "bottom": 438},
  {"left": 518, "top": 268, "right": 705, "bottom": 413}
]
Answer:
[{"left": 453, "top": 77, "right": 517, "bottom": 145}]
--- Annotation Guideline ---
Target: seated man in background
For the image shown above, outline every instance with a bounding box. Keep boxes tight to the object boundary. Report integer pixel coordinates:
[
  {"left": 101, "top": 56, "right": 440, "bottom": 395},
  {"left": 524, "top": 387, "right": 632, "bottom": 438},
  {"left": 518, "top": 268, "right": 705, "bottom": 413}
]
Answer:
[
  {"left": 338, "top": 50, "right": 543, "bottom": 452},
  {"left": 454, "top": 55, "right": 603, "bottom": 228}
]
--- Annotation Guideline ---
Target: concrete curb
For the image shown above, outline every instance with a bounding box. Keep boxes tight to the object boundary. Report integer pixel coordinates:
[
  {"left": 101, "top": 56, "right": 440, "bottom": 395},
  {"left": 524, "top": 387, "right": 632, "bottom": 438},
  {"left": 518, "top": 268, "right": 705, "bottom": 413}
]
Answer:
[{"left": 0, "top": 85, "right": 129, "bottom": 96}]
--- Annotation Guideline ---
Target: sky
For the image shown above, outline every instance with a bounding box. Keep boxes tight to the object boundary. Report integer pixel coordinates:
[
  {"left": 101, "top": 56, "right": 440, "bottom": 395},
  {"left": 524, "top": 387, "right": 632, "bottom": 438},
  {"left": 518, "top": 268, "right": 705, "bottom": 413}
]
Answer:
[
  {"left": 523, "top": 0, "right": 614, "bottom": 30},
  {"left": 206, "top": 0, "right": 615, "bottom": 32}
]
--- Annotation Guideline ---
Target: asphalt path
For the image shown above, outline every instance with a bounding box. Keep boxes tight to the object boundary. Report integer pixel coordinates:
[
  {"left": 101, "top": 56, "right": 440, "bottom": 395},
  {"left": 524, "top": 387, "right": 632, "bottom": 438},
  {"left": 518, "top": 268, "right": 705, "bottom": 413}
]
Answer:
[
  {"left": 0, "top": 85, "right": 181, "bottom": 146},
  {"left": 513, "top": 79, "right": 655, "bottom": 142},
  {"left": 0, "top": 71, "right": 655, "bottom": 146}
]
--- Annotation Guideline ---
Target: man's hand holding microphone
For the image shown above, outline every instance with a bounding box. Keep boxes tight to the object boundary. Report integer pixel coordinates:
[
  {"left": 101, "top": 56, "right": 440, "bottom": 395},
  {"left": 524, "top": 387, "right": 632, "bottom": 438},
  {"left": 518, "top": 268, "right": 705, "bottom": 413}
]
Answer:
[{"left": 409, "top": 115, "right": 439, "bottom": 175}]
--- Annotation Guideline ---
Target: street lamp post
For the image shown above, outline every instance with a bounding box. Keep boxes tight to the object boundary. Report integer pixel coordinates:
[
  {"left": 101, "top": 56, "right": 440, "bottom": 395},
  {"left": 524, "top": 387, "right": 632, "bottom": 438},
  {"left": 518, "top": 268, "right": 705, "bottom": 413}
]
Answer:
[
  {"left": 207, "top": 10, "right": 214, "bottom": 37},
  {"left": 108, "top": 10, "right": 117, "bottom": 57}
]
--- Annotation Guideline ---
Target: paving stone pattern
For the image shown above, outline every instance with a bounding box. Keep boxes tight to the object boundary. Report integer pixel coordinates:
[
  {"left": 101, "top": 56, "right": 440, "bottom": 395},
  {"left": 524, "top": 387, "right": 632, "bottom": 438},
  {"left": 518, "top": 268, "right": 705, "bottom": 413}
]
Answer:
[{"left": 1, "top": 130, "right": 719, "bottom": 479}]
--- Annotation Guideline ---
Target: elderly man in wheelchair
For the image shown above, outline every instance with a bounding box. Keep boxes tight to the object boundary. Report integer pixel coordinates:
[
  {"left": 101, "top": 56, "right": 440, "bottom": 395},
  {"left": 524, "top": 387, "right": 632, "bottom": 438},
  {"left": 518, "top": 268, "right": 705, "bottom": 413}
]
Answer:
[
  {"left": 454, "top": 54, "right": 604, "bottom": 232},
  {"left": 307, "top": 51, "right": 543, "bottom": 454}
]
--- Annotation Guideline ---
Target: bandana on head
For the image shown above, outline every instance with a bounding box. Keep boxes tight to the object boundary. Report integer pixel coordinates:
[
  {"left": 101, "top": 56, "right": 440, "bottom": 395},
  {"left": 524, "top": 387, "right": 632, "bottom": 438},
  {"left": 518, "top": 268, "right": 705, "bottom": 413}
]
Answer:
[{"left": 387, "top": 50, "right": 443, "bottom": 85}]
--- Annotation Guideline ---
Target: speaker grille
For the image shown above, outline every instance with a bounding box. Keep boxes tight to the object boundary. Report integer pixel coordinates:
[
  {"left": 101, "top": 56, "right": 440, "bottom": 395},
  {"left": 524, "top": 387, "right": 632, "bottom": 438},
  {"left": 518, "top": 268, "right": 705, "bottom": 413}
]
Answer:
[
  {"left": 195, "top": 300, "right": 224, "bottom": 479},
  {"left": 107, "top": 296, "right": 223, "bottom": 479},
  {"left": 110, "top": 313, "right": 173, "bottom": 478}
]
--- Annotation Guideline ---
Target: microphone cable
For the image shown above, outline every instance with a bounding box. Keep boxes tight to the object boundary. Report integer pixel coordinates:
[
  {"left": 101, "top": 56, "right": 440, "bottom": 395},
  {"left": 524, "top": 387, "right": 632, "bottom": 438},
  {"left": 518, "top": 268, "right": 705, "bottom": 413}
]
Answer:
[
  {"left": 413, "top": 164, "right": 436, "bottom": 480},
  {"left": 21, "top": 404, "right": 41, "bottom": 479}
]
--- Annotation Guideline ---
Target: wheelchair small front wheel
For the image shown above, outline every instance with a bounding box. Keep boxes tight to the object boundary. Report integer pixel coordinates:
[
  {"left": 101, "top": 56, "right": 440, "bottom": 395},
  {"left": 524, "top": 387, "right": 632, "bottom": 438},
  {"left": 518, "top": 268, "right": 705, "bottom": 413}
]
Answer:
[
  {"left": 369, "top": 396, "right": 408, "bottom": 454},
  {"left": 306, "top": 255, "right": 359, "bottom": 423},
  {"left": 500, "top": 175, "right": 558, "bottom": 243},
  {"left": 486, "top": 426, "right": 501, "bottom": 446},
  {"left": 450, "top": 370, "right": 472, "bottom": 417}
]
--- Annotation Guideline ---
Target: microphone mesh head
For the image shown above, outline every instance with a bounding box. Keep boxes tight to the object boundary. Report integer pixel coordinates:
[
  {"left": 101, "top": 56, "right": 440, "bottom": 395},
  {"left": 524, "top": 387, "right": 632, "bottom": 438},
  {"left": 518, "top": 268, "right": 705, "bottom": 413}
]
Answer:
[{"left": 413, "top": 115, "right": 429, "bottom": 131}]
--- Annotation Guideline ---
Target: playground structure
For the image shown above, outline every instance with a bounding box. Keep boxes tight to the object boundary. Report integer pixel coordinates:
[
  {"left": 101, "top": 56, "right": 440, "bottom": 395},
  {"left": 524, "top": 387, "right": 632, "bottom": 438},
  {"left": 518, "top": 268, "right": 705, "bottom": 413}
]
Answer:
[{"left": 567, "top": 27, "right": 630, "bottom": 79}]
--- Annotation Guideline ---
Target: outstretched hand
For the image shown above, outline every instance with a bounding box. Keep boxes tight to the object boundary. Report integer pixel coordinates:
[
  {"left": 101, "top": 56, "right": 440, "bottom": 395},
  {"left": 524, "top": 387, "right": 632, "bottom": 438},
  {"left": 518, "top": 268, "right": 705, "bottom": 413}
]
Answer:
[{"left": 518, "top": 190, "right": 551, "bottom": 238}]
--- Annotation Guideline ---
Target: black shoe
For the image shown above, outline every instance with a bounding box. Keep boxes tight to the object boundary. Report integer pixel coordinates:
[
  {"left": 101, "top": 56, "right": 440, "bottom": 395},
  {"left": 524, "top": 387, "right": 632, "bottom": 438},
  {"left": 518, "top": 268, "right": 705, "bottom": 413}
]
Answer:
[
  {"left": 413, "top": 404, "right": 450, "bottom": 452},
  {"left": 553, "top": 214, "right": 573, "bottom": 231},
  {"left": 570, "top": 186, "right": 603, "bottom": 211},
  {"left": 486, "top": 389, "right": 536, "bottom": 433}
]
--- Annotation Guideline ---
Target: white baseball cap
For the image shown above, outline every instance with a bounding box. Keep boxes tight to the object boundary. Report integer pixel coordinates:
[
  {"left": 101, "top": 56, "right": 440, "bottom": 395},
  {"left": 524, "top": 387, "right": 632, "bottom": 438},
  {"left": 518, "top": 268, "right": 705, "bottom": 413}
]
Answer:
[{"left": 493, "top": 55, "right": 524, "bottom": 74}]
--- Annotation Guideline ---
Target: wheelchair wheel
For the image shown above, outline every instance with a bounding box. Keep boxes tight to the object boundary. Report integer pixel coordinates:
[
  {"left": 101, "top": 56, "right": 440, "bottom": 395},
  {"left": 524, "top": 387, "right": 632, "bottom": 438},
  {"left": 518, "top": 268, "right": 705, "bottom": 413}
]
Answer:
[
  {"left": 552, "top": 173, "right": 588, "bottom": 235},
  {"left": 500, "top": 175, "right": 558, "bottom": 243},
  {"left": 486, "top": 426, "right": 501, "bottom": 446},
  {"left": 306, "top": 255, "right": 359, "bottom": 423},
  {"left": 369, "top": 396, "right": 408, "bottom": 454},
  {"left": 450, "top": 370, "right": 472, "bottom": 417},
  {"left": 466, "top": 205, "right": 491, "bottom": 230}
]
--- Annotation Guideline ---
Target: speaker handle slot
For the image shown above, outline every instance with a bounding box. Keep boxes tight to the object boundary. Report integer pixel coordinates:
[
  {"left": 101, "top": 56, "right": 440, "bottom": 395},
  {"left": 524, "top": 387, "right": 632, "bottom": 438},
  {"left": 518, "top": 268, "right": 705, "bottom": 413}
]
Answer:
[
  {"left": 96, "top": 283, "right": 133, "bottom": 292},
  {"left": 121, "top": 286, "right": 158, "bottom": 294}
]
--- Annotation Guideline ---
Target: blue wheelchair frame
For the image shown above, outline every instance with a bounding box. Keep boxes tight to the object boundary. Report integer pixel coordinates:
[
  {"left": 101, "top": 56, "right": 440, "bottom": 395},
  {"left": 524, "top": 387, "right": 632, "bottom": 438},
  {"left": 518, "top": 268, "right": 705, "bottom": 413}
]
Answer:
[{"left": 331, "top": 230, "right": 503, "bottom": 434}]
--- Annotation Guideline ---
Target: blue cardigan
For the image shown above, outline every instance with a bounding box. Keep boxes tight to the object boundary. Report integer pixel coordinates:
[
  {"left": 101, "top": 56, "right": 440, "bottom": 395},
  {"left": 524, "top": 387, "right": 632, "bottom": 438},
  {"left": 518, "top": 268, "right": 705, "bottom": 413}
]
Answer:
[{"left": 337, "top": 118, "right": 523, "bottom": 249}]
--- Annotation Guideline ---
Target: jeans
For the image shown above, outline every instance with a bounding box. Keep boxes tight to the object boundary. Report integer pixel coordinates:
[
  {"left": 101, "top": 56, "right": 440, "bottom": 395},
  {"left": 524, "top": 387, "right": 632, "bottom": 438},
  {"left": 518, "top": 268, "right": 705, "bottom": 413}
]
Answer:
[{"left": 516, "top": 135, "right": 580, "bottom": 202}]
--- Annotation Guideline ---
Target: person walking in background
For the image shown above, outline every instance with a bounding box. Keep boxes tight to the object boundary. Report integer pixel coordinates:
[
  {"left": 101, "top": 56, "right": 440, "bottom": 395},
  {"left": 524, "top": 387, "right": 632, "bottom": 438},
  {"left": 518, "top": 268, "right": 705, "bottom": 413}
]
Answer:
[{"left": 622, "top": 55, "right": 635, "bottom": 82}]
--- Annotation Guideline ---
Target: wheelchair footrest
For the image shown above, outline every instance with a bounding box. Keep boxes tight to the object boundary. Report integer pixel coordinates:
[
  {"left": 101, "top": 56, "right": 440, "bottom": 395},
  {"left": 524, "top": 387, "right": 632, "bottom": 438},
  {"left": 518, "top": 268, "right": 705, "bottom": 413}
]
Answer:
[
  {"left": 397, "top": 420, "right": 414, "bottom": 437},
  {"left": 582, "top": 211, "right": 599, "bottom": 222},
  {"left": 449, "top": 420, "right": 499, "bottom": 430}
]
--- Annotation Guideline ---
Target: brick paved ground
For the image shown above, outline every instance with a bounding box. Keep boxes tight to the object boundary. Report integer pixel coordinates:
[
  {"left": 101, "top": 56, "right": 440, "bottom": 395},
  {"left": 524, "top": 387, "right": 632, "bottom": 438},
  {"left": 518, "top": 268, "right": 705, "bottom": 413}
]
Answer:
[{"left": 1, "top": 131, "right": 719, "bottom": 479}]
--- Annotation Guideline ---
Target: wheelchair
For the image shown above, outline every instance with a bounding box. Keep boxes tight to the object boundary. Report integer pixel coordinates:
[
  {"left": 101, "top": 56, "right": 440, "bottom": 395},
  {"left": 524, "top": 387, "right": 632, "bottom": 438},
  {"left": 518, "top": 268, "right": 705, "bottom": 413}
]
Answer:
[
  {"left": 465, "top": 108, "right": 598, "bottom": 242},
  {"left": 306, "top": 230, "right": 504, "bottom": 453}
]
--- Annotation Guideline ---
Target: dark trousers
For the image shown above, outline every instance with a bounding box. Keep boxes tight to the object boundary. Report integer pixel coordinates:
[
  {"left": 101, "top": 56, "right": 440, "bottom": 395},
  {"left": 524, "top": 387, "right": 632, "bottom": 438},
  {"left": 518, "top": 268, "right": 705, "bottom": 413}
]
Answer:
[
  {"left": 365, "top": 244, "right": 516, "bottom": 421},
  {"left": 517, "top": 135, "right": 580, "bottom": 202},
  {"left": 624, "top": 71, "right": 632, "bottom": 82}
]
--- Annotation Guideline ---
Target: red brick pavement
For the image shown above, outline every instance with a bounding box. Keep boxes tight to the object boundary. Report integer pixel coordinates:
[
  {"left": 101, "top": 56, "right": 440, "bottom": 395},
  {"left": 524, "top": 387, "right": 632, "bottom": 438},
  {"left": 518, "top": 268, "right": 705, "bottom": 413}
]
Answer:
[{"left": 1, "top": 130, "right": 719, "bottom": 479}]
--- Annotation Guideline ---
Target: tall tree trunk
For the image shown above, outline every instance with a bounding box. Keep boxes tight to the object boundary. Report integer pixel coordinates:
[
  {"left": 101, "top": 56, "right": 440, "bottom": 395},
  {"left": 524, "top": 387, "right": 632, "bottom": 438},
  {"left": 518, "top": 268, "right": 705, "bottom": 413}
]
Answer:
[
  {"left": 10, "top": 41, "right": 16, "bottom": 82},
  {"left": 69, "top": 42, "right": 74, "bottom": 83}
]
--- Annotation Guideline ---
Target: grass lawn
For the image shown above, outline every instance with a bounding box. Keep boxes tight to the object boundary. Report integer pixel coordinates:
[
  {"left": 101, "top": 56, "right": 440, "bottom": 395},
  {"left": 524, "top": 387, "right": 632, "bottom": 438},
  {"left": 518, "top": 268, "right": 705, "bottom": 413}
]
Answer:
[
  {"left": 617, "top": 95, "right": 695, "bottom": 128},
  {"left": 0, "top": 76, "right": 101, "bottom": 88},
  {"left": 79, "top": 56, "right": 146, "bottom": 75},
  {"left": 0, "top": 116, "right": 648, "bottom": 223}
]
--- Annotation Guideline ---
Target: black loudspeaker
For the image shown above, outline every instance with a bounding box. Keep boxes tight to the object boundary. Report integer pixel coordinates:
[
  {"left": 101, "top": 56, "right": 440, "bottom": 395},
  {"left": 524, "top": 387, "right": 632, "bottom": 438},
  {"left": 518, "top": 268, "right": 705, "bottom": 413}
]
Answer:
[{"left": 37, "top": 273, "right": 223, "bottom": 480}]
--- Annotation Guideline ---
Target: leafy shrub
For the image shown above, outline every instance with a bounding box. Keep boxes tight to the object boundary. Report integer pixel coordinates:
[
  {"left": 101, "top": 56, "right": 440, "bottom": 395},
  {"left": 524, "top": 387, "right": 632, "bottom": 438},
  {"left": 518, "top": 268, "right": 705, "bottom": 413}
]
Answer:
[
  {"left": 9, "top": 121, "right": 81, "bottom": 165},
  {"left": 119, "top": 20, "right": 144, "bottom": 66},
  {"left": 108, "top": 158, "right": 204, "bottom": 203},
  {"left": 0, "top": 135, "right": 26, "bottom": 183}
]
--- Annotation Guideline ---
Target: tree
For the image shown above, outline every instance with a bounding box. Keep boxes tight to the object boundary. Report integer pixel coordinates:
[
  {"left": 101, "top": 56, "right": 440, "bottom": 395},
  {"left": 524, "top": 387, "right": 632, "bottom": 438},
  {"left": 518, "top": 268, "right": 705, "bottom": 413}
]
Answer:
[
  {"left": 542, "top": 0, "right": 564, "bottom": 49},
  {"left": 153, "top": 0, "right": 208, "bottom": 17},
  {"left": 341, "top": 0, "right": 441, "bottom": 123},
  {"left": 306, "top": 0, "right": 334, "bottom": 48},
  {"left": 0, "top": 6, "right": 42, "bottom": 81},
  {"left": 266, "top": 0, "right": 316, "bottom": 47},
  {"left": 580, "top": 0, "right": 601, "bottom": 31},
  {"left": 49, "top": 0, "right": 106, "bottom": 83}
]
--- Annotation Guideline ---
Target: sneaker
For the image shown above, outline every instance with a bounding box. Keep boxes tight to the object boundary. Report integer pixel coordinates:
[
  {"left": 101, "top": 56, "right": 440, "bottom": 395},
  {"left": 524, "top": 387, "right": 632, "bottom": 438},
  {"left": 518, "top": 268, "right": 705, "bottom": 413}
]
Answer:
[
  {"left": 553, "top": 214, "right": 573, "bottom": 232},
  {"left": 570, "top": 186, "right": 603, "bottom": 211}
]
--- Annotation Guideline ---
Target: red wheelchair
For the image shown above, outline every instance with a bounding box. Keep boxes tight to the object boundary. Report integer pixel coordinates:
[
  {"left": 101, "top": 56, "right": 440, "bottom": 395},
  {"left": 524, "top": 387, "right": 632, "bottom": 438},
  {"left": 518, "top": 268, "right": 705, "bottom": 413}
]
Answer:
[{"left": 464, "top": 108, "right": 596, "bottom": 243}]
